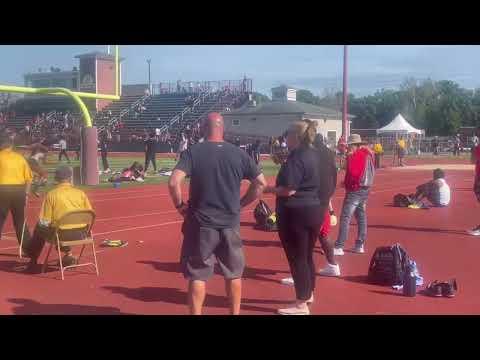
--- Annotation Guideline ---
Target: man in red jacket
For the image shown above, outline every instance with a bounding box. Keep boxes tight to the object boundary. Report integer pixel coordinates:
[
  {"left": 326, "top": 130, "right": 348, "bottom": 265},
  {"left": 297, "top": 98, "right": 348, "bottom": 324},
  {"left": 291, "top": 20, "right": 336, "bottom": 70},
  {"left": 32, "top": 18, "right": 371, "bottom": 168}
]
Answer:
[{"left": 334, "top": 134, "right": 375, "bottom": 255}]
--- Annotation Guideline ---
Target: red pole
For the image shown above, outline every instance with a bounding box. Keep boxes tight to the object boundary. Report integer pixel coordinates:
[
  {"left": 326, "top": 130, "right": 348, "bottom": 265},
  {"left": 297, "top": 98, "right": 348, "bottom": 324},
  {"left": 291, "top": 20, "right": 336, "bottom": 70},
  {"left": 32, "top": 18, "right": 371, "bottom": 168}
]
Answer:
[{"left": 342, "top": 45, "right": 349, "bottom": 139}]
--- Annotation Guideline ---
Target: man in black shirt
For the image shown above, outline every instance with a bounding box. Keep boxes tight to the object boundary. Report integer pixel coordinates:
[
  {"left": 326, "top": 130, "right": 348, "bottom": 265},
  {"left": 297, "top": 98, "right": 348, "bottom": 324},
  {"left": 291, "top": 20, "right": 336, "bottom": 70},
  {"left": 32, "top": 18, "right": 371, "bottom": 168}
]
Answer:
[
  {"left": 144, "top": 132, "right": 157, "bottom": 173},
  {"left": 168, "top": 112, "right": 266, "bottom": 315},
  {"left": 99, "top": 133, "right": 111, "bottom": 174}
]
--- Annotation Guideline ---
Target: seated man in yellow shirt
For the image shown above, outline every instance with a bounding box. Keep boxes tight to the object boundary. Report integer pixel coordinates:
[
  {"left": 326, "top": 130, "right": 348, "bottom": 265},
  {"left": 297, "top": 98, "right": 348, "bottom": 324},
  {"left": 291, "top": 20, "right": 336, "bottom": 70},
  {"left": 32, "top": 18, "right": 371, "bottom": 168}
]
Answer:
[{"left": 23, "top": 166, "right": 93, "bottom": 273}]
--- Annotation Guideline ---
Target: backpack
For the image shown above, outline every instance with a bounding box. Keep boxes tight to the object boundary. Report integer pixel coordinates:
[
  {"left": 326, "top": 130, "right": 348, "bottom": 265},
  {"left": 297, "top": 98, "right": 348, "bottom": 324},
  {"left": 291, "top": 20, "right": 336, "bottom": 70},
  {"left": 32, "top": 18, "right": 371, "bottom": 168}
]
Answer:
[
  {"left": 254, "top": 200, "right": 278, "bottom": 232},
  {"left": 360, "top": 153, "right": 375, "bottom": 187},
  {"left": 393, "top": 193, "right": 413, "bottom": 207},
  {"left": 368, "top": 244, "right": 410, "bottom": 286}
]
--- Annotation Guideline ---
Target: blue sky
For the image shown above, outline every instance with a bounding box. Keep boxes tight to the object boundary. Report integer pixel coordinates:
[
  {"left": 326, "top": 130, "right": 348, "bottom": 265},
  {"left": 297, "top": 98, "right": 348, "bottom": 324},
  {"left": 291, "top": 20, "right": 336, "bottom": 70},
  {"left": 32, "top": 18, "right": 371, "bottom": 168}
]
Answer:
[{"left": 1, "top": 45, "right": 479, "bottom": 97}]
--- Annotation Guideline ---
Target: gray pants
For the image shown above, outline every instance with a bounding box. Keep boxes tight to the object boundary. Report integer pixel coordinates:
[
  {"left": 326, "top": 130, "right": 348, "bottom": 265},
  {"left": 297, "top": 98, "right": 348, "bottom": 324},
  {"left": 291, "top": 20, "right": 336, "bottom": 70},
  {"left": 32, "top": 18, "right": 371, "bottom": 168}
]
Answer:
[{"left": 335, "top": 188, "right": 369, "bottom": 249}]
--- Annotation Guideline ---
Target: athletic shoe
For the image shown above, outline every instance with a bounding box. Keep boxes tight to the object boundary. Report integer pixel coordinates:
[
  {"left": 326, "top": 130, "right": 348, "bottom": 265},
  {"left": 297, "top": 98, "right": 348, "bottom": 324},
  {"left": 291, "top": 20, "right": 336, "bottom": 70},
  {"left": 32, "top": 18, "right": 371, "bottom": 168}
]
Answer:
[
  {"left": 104, "top": 168, "right": 112, "bottom": 174},
  {"left": 318, "top": 263, "right": 341, "bottom": 277},
  {"left": 281, "top": 277, "right": 295, "bottom": 286},
  {"left": 351, "top": 245, "right": 365, "bottom": 254},
  {"left": 278, "top": 304, "right": 310, "bottom": 315},
  {"left": 425, "top": 281, "right": 443, "bottom": 297},
  {"left": 306, "top": 294, "right": 314, "bottom": 304},
  {"left": 467, "top": 226, "right": 480, "bottom": 236},
  {"left": 441, "top": 279, "right": 458, "bottom": 298},
  {"left": 333, "top": 248, "right": 344, "bottom": 256}
]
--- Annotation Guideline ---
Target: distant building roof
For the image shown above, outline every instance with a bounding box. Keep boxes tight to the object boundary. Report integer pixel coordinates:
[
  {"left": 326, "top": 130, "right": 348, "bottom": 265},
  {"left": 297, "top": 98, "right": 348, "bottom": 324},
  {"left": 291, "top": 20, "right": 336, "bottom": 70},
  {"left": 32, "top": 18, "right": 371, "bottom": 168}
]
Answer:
[
  {"left": 75, "top": 52, "right": 124, "bottom": 61},
  {"left": 225, "top": 101, "right": 354, "bottom": 119}
]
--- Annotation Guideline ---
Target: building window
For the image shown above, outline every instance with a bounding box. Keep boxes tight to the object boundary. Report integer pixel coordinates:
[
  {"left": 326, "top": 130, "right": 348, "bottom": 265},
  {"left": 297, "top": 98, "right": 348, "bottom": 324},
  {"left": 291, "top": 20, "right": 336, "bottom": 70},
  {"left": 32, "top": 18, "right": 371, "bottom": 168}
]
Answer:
[{"left": 232, "top": 119, "right": 240, "bottom": 126}]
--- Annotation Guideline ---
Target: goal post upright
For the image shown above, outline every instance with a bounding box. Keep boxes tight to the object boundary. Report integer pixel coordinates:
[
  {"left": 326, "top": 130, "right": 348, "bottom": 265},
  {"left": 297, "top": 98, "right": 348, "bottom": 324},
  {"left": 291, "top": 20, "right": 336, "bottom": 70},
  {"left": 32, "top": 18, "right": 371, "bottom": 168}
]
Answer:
[{"left": 0, "top": 45, "right": 121, "bottom": 186}]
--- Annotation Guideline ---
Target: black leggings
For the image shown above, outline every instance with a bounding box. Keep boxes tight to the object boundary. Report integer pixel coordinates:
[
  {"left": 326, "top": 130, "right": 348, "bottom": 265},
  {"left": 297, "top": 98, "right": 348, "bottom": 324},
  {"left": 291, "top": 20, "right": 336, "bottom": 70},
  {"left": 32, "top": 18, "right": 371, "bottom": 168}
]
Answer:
[{"left": 277, "top": 205, "right": 325, "bottom": 301}]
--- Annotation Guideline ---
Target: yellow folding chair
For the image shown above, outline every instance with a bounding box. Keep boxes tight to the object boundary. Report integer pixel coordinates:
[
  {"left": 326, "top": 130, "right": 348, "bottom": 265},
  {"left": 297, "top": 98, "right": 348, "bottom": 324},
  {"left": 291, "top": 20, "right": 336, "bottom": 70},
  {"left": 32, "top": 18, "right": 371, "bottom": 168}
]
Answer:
[{"left": 42, "top": 210, "right": 99, "bottom": 280}]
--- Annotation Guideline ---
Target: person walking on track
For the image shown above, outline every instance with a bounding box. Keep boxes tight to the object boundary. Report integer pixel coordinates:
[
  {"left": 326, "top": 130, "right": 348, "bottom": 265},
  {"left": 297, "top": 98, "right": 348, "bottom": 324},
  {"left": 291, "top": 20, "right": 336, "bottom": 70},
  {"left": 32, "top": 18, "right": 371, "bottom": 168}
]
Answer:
[
  {"left": 0, "top": 133, "right": 32, "bottom": 253},
  {"left": 144, "top": 132, "right": 157, "bottom": 173},
  {"left": 334, "top": 134, "right": 375, "bottom": 256},
  {"left": 58, "top": 136, "right": 70, "bottom": 163},
  {"left": 168, "top": 112, "right": 266, "bottom": 315}
]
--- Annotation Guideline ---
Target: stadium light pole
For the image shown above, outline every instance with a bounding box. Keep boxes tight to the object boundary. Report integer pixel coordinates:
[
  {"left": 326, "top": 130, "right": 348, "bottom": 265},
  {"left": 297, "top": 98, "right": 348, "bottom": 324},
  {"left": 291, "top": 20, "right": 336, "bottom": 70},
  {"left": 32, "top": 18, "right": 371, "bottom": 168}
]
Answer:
[
  {"left": 342, "top": 45, "right": 349, "bottom": 139},
  {"left": 147, "top": 59, "right": 151, "bottom": 93}
]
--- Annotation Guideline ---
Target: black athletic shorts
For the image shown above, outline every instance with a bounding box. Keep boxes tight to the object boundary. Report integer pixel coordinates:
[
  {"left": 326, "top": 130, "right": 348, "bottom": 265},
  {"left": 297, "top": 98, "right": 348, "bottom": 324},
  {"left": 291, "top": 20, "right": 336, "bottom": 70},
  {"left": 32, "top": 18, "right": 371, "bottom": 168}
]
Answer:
[{"left": 180, "top": 215, "right": 245, "bottom": 281}]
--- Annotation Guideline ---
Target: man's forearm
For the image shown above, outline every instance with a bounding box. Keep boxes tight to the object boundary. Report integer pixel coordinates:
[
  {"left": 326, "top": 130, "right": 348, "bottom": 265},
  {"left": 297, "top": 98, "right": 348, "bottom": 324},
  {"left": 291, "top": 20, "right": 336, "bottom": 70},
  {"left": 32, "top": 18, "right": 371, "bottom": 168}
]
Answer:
[
  {"left": 169, "top": 183, "right": 183, "bottom": 208},
  {"left": 240, "top": 182, "right": 264, "bottom": 208},
  {"left": 25, "top": 182, "right": 31, "bottom": 196}
]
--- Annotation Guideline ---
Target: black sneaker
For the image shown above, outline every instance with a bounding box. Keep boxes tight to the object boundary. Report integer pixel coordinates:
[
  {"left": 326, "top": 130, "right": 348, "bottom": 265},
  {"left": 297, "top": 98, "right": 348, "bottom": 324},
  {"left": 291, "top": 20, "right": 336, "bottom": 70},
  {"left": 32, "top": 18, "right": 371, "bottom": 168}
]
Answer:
[
  {"left": 425, "top": 281, "right": 443, "bottom": 297},
  {"left": 441, "top": 279, "right": 458, "bottom": 298}
]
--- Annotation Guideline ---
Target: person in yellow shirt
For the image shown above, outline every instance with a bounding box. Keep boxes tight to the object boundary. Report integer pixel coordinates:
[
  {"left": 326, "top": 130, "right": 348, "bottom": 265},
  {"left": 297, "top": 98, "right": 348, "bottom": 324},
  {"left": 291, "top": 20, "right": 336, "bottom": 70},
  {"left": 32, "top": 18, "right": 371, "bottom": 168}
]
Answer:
[
  {"left": 373, "top": 139, "right": 384, "bottom": 169},
  {"left": 0, "top": 133, "right": 32, "bottom": 247},
  {"left": 23, "top": 165, "right": 93, "bottom": 273},
  {"left": 397, "top": 136, "right": 407, "bottom": 167}
]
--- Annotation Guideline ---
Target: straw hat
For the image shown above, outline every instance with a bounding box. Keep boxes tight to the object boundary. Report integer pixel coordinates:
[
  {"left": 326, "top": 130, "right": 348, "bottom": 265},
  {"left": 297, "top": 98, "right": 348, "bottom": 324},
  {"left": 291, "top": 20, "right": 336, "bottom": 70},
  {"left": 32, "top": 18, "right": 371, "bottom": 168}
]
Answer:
[{"left": 347, "top": 134, "right": 367, "bottom": 145}]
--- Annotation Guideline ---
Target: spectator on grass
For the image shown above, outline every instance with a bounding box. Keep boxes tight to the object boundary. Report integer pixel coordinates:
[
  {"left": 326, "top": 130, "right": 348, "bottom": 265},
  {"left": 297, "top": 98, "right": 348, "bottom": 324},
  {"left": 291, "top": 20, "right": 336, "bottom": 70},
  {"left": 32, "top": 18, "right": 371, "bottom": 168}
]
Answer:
[
  {"left": 58, "top": 136, "right": 70, "bottom": 163},
  {"left": 334, "top": 134, "right": 375, "bottom": 256},
  {"left": 410, "top": 168, "right": 450, "bottom": 207},
  {"left": 176, "top": 132, "right": 188, "bottom": 161},
  {"left": 99, "top": 133, "right": 111, "bottom": 174},
  {"left": 168, "top": 112, "right": 266, "bottom": 315},
  {"left": 22, "top": 166, "right": 93, "bottom": 273},
  {"left": 144, "top": 132, "right": 157, "bottom": 173}
]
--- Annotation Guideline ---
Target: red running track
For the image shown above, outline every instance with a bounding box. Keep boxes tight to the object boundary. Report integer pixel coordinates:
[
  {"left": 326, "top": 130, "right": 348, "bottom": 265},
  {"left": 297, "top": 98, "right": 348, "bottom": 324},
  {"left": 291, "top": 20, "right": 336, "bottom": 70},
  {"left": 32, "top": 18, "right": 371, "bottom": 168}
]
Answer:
[{"left": 0, "top": 162, "right": 479, "bottom": 314}]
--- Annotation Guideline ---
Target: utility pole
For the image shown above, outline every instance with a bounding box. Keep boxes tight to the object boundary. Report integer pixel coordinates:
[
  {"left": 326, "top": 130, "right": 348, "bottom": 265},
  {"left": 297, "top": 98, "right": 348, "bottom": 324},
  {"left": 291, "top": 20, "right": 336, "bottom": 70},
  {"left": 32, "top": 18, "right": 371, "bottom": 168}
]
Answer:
[{"left": 342, "top": 45, "right": 349, "bottom": 139}]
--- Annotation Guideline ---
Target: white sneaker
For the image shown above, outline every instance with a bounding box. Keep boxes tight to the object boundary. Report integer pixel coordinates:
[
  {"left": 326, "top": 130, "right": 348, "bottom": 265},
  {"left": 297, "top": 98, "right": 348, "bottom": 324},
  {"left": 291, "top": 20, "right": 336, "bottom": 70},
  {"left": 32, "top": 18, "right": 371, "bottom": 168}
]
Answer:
[
  {"left": 104, "top": 168, "right": 112, "bottom": 174},
  {"left": 281, "top": 277, "right": 295, "bottom": 286},
  {"left": 467, "top": 227, "right": 480, "bottom": 236},
  {"left": 333, "top": 248, "right": 344, "bottom": 256},
  {"left": 318, "top": 263, "right": 341, "bottom": 277},
  {"left": 351, "top": 245, "right": 365, "bottom": 254},
  {"left": 278, "top": 303, "right": 310, "bottom": 315}
]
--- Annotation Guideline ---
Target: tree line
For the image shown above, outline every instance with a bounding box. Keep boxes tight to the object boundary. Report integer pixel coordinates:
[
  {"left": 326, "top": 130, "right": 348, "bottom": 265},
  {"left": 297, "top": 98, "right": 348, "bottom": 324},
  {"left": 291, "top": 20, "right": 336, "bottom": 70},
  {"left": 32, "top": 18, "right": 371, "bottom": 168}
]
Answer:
[{"left": 254, "top": 78, "right": 480, "bottom": 136}]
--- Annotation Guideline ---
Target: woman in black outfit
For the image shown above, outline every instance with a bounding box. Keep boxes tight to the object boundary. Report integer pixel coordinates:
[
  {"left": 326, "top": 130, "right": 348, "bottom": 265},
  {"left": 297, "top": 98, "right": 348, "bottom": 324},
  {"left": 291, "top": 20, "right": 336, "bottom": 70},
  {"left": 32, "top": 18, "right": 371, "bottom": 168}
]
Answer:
[{"left": 265, "top": 120, "right": 327, "bottom": 315}]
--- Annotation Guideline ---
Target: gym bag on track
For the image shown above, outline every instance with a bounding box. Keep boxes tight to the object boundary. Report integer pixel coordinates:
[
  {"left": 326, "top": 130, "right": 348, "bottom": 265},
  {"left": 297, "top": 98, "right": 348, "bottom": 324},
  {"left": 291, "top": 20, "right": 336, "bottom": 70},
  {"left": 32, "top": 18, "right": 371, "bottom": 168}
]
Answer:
[{"left": 368, "top": 243, "right": 410, "bottom": 286}]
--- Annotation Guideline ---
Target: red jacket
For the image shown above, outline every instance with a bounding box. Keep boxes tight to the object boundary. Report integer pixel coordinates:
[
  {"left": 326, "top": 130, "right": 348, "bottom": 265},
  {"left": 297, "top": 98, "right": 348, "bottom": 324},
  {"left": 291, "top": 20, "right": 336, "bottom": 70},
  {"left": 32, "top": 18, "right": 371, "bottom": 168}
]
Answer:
[{"left": 344, "top": 147, "right": 373, "bottom": 192}]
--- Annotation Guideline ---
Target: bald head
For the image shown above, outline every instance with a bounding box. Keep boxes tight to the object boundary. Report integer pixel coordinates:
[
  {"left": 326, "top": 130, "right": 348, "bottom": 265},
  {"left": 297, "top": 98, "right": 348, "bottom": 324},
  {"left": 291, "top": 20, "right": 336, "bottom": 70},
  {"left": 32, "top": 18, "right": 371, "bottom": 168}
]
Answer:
[{"left": 203, "top": 112, "right": 224, "bottom": 141}]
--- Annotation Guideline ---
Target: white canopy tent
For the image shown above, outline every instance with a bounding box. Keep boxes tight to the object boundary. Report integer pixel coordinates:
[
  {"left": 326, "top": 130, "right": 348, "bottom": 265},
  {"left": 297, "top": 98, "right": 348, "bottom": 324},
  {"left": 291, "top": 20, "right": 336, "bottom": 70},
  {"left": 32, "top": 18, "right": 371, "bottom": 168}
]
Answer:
[{"left": 377, "top": 114, "right": 423, "bottom": 135}]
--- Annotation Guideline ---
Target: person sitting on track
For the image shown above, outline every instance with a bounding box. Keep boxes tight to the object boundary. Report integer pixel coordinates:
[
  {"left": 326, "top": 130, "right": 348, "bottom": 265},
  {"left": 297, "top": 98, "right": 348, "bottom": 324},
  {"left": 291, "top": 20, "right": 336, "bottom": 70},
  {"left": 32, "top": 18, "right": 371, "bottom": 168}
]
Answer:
[
  {"left": 108, "top": 161, "right": 145, "bottom": 183},
  {"left": 410, "top": 168, "right": 451, "bottom": 208},
  {"left": 22, "top": 165, "right": 93, "bottom": 273}
]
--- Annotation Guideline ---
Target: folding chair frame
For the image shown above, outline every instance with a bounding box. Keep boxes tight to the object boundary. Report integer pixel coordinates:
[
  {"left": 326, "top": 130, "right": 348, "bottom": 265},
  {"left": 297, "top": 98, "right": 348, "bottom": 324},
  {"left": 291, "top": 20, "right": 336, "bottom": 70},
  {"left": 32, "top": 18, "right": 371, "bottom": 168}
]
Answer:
[{"left": 41, "top": 210, "right": 99, "bottom": 280}]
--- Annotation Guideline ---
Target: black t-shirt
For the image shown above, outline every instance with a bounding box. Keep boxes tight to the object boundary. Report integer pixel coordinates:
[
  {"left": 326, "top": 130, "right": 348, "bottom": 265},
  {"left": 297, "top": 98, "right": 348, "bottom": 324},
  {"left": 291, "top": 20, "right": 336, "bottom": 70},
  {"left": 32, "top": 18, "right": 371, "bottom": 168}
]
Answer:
[
  {"left": 175, "top": 141, "right": 261, "bottom": 228},
  {"left": 316, "top": 142, "right": 337, "bottom": 205},
  {"left": 275, "top": 146, "right": 324, "bottom": 209},
  {"left": 145, "top": 138, "right": 156, "bottom": 154}
]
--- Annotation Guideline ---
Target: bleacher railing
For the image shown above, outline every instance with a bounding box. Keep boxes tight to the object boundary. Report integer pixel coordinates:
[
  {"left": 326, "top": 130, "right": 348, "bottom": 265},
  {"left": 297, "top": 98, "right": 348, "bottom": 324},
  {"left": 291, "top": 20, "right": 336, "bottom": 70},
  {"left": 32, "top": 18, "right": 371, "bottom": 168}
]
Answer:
[{"left": 151, "top": 79, "right": 252, "bottom": 96}]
